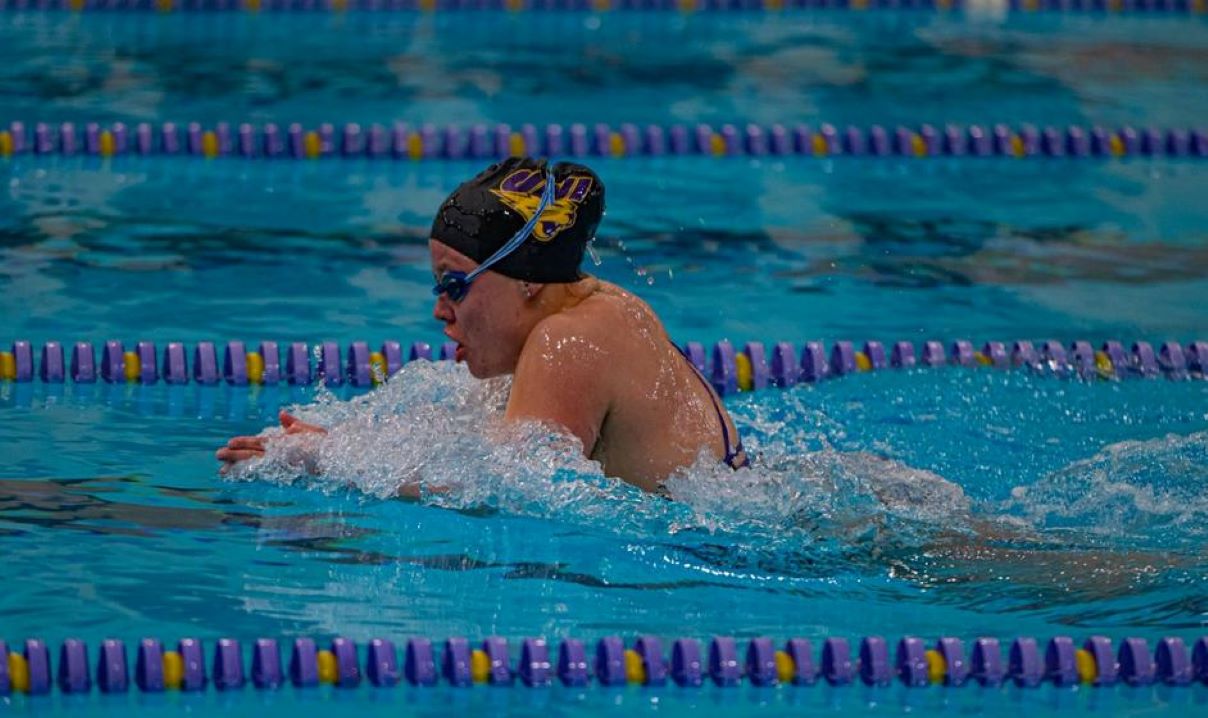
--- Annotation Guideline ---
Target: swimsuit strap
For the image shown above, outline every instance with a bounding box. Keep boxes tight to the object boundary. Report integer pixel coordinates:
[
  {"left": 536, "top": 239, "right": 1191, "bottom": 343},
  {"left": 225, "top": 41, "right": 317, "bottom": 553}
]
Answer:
[{"left": 677, "top": 345, "right": 750, "bottom": 470}]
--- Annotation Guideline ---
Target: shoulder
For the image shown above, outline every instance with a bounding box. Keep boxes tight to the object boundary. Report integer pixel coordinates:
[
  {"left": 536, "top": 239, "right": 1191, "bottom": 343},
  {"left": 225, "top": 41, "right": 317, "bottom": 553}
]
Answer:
[
  {"left": 526, "top": 289, "right": 635, "bottom": 361},
  {"left": 520, "top": 310, "right": 613, "bottom": 375}
]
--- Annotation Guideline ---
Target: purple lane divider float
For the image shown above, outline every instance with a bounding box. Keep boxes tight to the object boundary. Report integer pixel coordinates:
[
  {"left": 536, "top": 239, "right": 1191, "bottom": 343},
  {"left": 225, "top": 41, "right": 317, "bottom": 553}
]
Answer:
[
  {"left": 24, "top": 639, "right": 51, "bottom": 695},
  {"left": 558, "top": 639, "right": 588, "bottom": 687},
  {"left": 634, "top": 636, "right": 667, "bottom": 687},
  {"left": 289, "top": 638, "right": 319, "bottom": 688},
  {"left": 57, "top": 639, "right": 91, "bottom": 694},
  {"left": 442, "top": 638, "right": 472, "bottom": 687},
  {"left": 519, "top": 639, "right": 551, "bottom": 687},
  {"left": 404, "top": 638, "right": 436, "bottom": 687},
  {"left": 746, "top": 638, "right": 778, "bottom": 687},
  {"left": 252, "top": 639, "right": 282, "bottom": 690},
  {"left": 97, "top": 640, "right": 129, "bottom": 694},
  {"left": 177, "top": 638, "right": 206, "bottom": 692},
  {"left": 949, "top": 340, "right": 974, "bottom": 367},
  {"left": 70, "top": 343, "right": 96, "bottom": 381},
  {"left": 784, "top": 638, "right": 817, "bottom": 685},
  {"left": 223, "top": 341, "right": 248, "bottom": 386},
  {"left": 595, "top": 636, "right": 626, "bottom": 686},
  {"left": 330, "top": 638, "right": 361, "bottom": 688},
  {"left": 859, "top": 636, "right": 891, "bottom": 686},
  {"left": 193, "top": 343, "right": 219, "bottom": 385},
  {"left": 743, "top": 341, "right": 769, "bottom": 389},
  {"left": 891, "top": 341, "right": 916, "bottom": 368},
  {"left": 822, "top": 638, "right": 853, "bottom": 686},
  {"left": 100, "top": 340, "right": 124, "bottom": 383},
  {"left": 367, "top": 639, "right": 400, "bottom": 687},
  {"left": 9, "top": 340, "right": 32, "bottom": 381},
  {"left": 347, "top": 341, "right": 372, "bottom": 387},
  {"left": 1045, "top": 637, "right": 1078, "bottom": 687},
  {"left": 482, "top": 637, "right": 512, "bottom": 686},
  {"left": 1119, "top": 638, "right": 1156, "bottom": 686},
  {"left": 830, "top": 340, "right": 856, "bottom": 376},
  {"left": 135, "top": 639, "right": 164, "bottom": 693},
  {"left": 937, "top": 637, "right": 969, "bottom": 686},
  {"left": 382, "top": 340, "right": 404, "bottom": 374},
  {"left": 897, "top": 637, "right": 929, "bottom": 687},
  {"left": 801, "top": 341, "right": 828, "bottom": 383},
  {"left": 971, "top": 638, "right": 1004, "bottom": 686},
  {"left": 705, "top": 637, "right": 736, "bottom": 687},
  {"left": 1008, "top": 637, "right": 1043, "bottom": 688},
  {"left": 1156, "top": 637, "right": 1192, "bottom": 686},
  {"left": 710, "top": 340, "right": 737, "bottom": 396},
  {"left": 286, "top": 342, "right": 310, "bottom": 385},
  {"left": 212, "top": 639, "right": 245, "bottom": 691},
  {"left": 669, "top": 638, "right": 702, "bottom": 687},
  {"left": 921, "top": 340, "right": 945, "bottom": 367},
  {"left": 40, "top": 341, "right": 64, "bottom": 383}
]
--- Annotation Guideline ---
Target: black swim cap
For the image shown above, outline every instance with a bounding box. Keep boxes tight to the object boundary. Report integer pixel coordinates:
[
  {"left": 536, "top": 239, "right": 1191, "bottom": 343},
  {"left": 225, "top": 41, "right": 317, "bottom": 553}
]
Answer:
[{"left": 430, "top": 157, "right": 605, "bottom": 283}]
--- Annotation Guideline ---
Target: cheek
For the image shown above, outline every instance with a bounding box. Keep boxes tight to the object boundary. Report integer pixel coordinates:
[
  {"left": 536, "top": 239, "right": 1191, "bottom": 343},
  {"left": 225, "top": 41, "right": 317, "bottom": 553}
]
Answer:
[{"left": 457, "top": 298, "right": 494, "bottom": 342}]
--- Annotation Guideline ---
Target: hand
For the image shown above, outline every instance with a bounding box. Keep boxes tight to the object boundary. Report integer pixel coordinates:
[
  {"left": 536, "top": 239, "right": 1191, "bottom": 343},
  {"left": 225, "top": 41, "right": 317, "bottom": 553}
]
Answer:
[{"left": 216, "top": 410, "right": 327, "bottom": 475}]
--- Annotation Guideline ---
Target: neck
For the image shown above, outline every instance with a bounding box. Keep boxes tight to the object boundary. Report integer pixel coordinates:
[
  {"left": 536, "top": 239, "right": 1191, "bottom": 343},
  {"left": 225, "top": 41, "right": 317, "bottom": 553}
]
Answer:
[{"left": 523, "top": 276, "right": 598, "bottom": 323}]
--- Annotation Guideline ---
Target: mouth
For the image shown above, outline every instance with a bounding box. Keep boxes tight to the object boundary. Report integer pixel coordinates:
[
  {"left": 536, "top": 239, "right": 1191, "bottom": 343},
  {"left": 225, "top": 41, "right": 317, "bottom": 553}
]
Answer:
[{"left": 444, "top": 330, "right": 466, "bottom": 363}]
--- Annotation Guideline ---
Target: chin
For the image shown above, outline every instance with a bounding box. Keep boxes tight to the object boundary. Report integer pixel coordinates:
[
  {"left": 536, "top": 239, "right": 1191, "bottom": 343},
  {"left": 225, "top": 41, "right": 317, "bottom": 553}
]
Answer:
[
  {"left": 467, "top": 363, "right": 502, "bottom": 380},
  {"left": 462, "top": 354, "right": 488, "bottom": 379},
  {"left": 465, "top": 355, "right": 508, "bottom": 380}
]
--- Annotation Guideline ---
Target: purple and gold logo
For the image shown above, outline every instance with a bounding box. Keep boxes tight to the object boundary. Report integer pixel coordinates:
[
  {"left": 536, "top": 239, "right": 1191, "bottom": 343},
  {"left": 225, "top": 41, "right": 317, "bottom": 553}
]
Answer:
[{"left": 492, "top": 169, "right": 594, "bottom": 242}]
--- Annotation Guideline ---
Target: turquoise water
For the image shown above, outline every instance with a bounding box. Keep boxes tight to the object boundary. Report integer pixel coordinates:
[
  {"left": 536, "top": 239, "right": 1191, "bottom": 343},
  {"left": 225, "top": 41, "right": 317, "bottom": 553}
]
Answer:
[{"left": 3, "top": 8, "right": 1208, "bottom": 716}]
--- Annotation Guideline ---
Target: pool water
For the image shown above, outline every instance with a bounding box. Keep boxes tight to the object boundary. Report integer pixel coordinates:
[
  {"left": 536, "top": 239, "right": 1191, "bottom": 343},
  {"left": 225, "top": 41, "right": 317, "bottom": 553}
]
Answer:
[
  {"left": 3, "top": 11, "right": 1208, "bottom": 127},
  {"left": 2, "top": 7, "right": 1208, "bottom": 716}
]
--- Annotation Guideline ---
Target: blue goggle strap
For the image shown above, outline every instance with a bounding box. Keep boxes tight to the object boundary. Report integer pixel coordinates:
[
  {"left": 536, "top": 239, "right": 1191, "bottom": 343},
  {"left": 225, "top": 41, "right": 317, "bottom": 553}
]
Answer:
[{"left": 462, "top": 167, "right": 557, "bottom": 284}]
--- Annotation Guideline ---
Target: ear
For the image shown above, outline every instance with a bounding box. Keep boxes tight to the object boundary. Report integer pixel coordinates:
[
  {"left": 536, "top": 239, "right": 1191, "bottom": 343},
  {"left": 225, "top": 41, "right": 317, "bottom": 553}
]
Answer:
[{"left": 520, "top": 281, "right": 546, "bottom": 300}]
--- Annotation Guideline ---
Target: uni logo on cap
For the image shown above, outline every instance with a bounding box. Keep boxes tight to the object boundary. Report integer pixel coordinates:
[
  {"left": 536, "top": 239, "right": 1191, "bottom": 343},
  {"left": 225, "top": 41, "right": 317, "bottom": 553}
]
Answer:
[{"left": 491, "top": 169, "right": 594, "bottom": 242}]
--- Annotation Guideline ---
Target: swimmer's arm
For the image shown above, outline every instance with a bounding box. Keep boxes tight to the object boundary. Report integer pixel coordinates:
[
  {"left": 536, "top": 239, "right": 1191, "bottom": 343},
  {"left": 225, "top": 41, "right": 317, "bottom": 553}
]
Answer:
[{"left": 504, "top": 320, "right": 611, "bottom": 458}]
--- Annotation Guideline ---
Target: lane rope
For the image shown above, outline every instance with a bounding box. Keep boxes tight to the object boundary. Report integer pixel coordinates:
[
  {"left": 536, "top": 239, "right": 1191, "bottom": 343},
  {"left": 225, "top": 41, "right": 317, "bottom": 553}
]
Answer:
[
  {"left": 2, "top": 338, "right": 1205, "bottom": 395},
  {"left": 1, "top": 634, "right": 1204, "bottom": 694},
  {"left": 2, "top": 121, "right": 1206, "bottom": 161}
]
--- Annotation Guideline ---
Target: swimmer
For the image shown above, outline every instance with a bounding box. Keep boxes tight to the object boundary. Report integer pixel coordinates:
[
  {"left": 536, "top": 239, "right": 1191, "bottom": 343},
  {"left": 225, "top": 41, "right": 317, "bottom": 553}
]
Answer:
[{"left": 217, "top": 157, "right": 747, "bottom": 493}]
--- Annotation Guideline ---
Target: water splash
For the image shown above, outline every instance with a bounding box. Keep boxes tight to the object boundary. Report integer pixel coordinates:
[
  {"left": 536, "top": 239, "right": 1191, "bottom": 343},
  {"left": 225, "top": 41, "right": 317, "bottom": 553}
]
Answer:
[
  {"left": 233, "top": 362, "right": 666, "bottom": 532},
  {"left": 1003, "top": 431, "right": 1208, "bottom": 550},
  {"left": 231, "top": 362, "right": 978, "bottom": 556}
]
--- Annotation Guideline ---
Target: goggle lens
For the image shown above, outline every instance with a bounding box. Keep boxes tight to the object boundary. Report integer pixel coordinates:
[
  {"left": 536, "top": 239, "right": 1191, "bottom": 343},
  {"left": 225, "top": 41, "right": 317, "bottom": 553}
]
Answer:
[{"left": 432, "top": 271, "right": 471, "bottom": 302}]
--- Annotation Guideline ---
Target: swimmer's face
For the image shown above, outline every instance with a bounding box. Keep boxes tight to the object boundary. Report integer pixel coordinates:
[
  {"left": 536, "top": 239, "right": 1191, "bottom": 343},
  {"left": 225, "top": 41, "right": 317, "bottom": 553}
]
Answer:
[{"left": 429, "top": 240, "right": 531, "bottom": 379}]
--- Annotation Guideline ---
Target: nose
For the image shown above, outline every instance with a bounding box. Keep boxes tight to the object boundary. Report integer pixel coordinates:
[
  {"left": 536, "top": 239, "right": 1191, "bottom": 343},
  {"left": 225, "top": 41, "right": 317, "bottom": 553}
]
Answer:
[{"left": 432, "top": 295, "right": 454, "bottom": 324}]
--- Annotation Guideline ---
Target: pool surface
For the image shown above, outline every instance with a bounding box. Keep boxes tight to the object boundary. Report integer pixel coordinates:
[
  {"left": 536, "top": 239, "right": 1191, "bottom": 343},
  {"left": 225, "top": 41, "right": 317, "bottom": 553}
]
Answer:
[{"left": 2, "top": 7, "right": 1208, "bottom": 716}]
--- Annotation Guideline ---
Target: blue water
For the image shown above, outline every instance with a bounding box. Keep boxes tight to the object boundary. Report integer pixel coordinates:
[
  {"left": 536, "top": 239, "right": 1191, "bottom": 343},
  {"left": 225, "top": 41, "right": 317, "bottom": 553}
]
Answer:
[{"left": 3, "top": 8, "right": 1208, "bottom": 716}]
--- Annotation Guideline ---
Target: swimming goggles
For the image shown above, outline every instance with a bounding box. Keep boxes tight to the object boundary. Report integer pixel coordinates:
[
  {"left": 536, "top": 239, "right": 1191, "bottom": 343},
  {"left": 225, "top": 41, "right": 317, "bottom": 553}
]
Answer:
[{"left": 432, "top": 167, "right": 557, "bottom": 303}]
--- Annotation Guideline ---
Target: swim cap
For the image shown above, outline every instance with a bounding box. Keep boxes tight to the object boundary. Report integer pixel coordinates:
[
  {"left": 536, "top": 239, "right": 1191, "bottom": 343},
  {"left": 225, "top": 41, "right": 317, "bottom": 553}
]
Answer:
[{"left": 429, "top": 157, "right": 605, "bottom": 283}]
